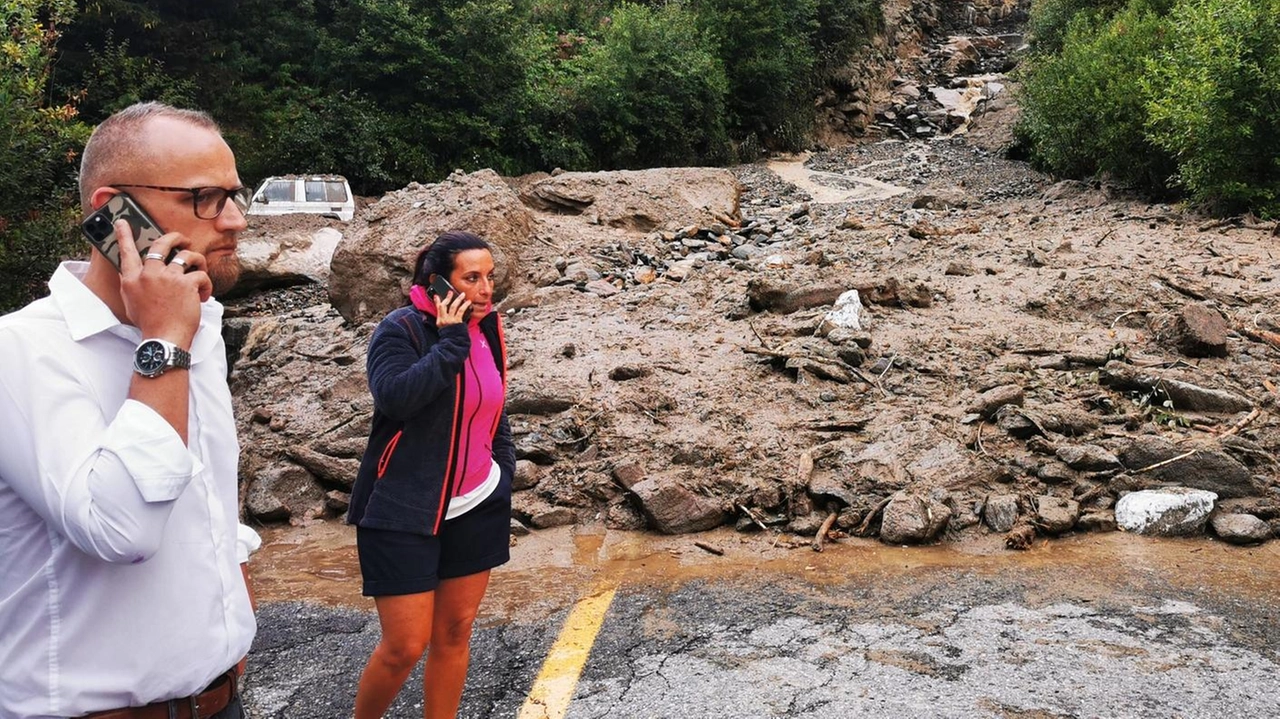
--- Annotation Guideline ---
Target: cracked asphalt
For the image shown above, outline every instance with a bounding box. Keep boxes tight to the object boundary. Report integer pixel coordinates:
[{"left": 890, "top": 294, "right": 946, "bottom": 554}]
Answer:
[{"left": 242, "top": 525, "right": 1280, "bottom": 718}]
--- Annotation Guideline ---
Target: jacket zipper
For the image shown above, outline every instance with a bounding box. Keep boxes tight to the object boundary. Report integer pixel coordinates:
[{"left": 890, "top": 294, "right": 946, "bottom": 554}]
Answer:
[{"left": 376, "top": 430, "right": 402, "bottom": 479}]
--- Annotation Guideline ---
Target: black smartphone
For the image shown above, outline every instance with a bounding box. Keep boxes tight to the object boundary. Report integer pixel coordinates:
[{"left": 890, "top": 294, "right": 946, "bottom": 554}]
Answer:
[
  {"left": 80, "top": 193, "right": 166, "bottom": 271},
  {"left": 428, "top": 275, "right": 471, "bottom": 320},
  {"left": 427, "top": 274, "right": 457, "bottom": 299}
]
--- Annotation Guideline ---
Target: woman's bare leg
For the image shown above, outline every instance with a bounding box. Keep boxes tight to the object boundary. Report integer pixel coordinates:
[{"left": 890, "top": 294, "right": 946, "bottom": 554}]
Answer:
[
  {"left": 355, "top": 591, "right": 435, "bottom": 719},
  {"left": 422, "top": 571, "right": 491, "bottom": 719}
]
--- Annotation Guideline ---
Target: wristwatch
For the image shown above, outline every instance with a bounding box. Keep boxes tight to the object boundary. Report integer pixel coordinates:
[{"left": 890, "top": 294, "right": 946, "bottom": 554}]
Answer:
[{"left": 133, "top": 338, "right": 192, "bottom": 377}]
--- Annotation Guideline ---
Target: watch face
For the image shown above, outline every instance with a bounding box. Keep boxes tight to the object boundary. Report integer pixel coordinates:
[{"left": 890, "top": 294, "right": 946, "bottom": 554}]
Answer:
[{"left": 136, "top": 340, "right": 168, "bottom": 374}]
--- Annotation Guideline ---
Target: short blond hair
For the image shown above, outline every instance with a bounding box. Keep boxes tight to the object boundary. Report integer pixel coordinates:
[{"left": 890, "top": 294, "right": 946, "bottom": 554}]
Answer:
[{"left": 78, "top": 102, "right": 220, "bottom": 212}]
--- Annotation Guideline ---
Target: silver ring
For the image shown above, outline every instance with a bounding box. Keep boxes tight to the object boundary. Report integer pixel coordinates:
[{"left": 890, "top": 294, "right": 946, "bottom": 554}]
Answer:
[
  {"left": 144, "top": 252, "right": 165, "bottom": 262},
  {"left": 170, "top": 257, "right": 187, "bottom": 268}
]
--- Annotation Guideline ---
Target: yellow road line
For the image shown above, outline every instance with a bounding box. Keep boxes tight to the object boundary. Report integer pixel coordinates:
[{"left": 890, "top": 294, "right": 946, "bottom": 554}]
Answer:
[{"left": 517, "top": 585, "right": 618, "bottom": 719}]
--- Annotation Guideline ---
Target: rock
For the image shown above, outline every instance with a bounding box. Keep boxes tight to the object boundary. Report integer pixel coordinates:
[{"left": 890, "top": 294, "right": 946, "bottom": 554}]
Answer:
[
  {"left": 1077, "top": 510, "right": 1117, "bottom": 532},
  {"left": 530, "top": 507, "right": 577, "bottom": 529},
  {"left": 233, "top": 226, "right": 343, "bottom": 296},
  {"left": 324, "top": 490, "right": 350, "bottom": 514},
  {"left": 879, "top": 492, "right": 951, "bottom": 544},
  {"left": 945, "top": 260, "right": 976, "bottom": 276},
  {"left": 519, "top": 167, "right": 740, "bottom": 233},
  {"left": 968, "top": 384, "right": 1024, "bottom": 419},
  {"left": 747, "top": 277, "right": 847, "bottom": 315},
  {"left": 612, "top": 461, "right": 647, "bottom": 490},
  {"left": 506, "top": 383, "right": 577, "bottom": 414},
  {"left": 1209, "top": 513, "right": 1271, "bottom": 545},
  {"left": 820, "top": 290, "right": 864, "bottom": 332},
  {"left": 1055, "top": 444, "right": 1122, "bottom": 472},
  {"left": 1116, "top": 436, "right": 1262, "bottom": 498},
  {"left": 513, "top": 459, "right": 542, "bottom": 491},
  {"left": 608, "top": 365, "right": 652, "bottom": 381},
  {"left": 1174, "top": 304, "right": 1229, "bottom": 358},
  {"left": 1115, "top": 488, "right": 1218, "bottom": 536},
  {"left": 1036, "top": 461, "right": 1075, "bottom": 484},
  {"left": 584, "top": 279, "right": 620, "bottom": 298},
  {"left": 329, "top": 169, "right": 532, "bottom": 325},
  {"left": 984, "top": 494, "right": 1019, "bottom": 532},
  {"left": 285, "top": 445, "right": 360, "bottom": 491},
  {"left": 1098, "top": 361, "right": 1252, "bottom": 414},
  {"left": 246, "top": 465, "right": 325, "bottom": 523},
  {"left": 1036, "top": 496, "right": 1080, "bottom": 534},
  {"left": 629, "top": 478, "right": 729, "bottom": 534},
  {"left": 510, "top": 518, "right": 531, "bottom": 536}
]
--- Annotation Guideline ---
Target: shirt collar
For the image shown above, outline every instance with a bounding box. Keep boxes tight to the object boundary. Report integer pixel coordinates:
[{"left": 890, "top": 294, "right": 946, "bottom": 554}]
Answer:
[
  {"left": 48, "top": 262, "right": 226, "bottom": 354},
  {"left": 49, "top": 262, "right": 122, "bottom": 341}
]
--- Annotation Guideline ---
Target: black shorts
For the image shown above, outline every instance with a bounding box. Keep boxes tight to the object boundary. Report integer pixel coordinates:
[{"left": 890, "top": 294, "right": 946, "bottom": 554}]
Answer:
[{"left": 356, "top": 485, "right": 511, "bottom": 596}]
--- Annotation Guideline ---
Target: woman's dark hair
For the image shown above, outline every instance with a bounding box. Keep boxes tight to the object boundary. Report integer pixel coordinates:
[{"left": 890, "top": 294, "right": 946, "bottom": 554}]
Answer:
[{"left": 413, "top": 230, "right": 491, "bottom": 286}]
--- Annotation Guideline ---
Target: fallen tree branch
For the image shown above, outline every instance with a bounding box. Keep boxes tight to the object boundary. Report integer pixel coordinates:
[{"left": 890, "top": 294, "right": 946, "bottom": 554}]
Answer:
[
  {"left": 855, "top": 496, "right": 892, "bottom": 537},
  {"left": 1133, "top": 448, "right": 1199, "bottom": 474},
  {"left": 1235, "top": 324, "right": 1280, "bottom": 351},
  {"left": 737, "top": 504, "right": 770, "bottom": 532},
  {"left": 694, "top": 541, "right": 724, "bottom": 556},
  {"left": 1219, "top": 408, "right": 1262, "bottom": 438},
  {"left": 813, "top": 510, "right": 839, "bottom": 553}
]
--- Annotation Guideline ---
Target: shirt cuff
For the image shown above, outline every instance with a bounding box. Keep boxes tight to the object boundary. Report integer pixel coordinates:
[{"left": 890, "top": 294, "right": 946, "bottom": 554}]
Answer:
[
  {"left": 237, "top": 523, "right": 263, "bottom": 563},
  {"left": 103, "top": 400, "right": 203, "bottom": 503}
]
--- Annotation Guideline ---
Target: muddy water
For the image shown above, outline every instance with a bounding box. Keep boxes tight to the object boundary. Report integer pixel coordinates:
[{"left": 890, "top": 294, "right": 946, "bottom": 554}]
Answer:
[
  {"left": 766, "top": 153, "right": 908, "bottom": 203},
  {"left": 251, "top": 522, "right": 1280, "bottom": 620}
]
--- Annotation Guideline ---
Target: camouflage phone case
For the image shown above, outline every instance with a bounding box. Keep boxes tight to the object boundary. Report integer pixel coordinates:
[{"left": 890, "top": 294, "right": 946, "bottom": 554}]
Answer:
[{"left": 80, "top": 193, "right": 165, "bottom": 270}]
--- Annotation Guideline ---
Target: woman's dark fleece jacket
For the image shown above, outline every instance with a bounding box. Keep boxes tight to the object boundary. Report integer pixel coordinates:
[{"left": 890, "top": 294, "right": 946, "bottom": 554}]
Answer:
[{"left": 346, "top": 305, "right": 515, "bottom": 536}]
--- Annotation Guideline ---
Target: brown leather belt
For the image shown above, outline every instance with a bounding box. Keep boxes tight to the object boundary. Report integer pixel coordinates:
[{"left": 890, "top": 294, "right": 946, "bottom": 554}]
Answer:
[{"left": 83, "top": 670, "right": 236, "bottom": 719}]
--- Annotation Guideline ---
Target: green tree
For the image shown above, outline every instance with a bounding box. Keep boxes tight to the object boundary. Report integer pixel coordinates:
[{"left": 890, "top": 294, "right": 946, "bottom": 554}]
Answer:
[
  {"left": 1, "top": 0, "right": 92, "bottom": 312},
  {"left": 1016, "top": 6, "right": 1175, "bottom": 192},
  {"left": 567, "top": 2, "right": 731, "bottom": 168},
  {"left": 1144, "top": 0, "right": 1280, "bottom": 215}
]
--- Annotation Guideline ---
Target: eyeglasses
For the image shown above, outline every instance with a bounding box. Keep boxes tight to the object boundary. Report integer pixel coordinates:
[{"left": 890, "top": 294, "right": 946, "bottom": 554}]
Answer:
[{"left": 111, "top": 184, "right": 253, "bottom": 220}]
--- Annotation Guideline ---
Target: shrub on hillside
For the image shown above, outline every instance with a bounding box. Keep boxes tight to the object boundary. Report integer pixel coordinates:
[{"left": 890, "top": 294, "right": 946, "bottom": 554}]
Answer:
[
  {"left": 2, "top": 1, "right": 91, "bottom": 313},
  {"left": 1016, "top": 6, "right": 1176, "bottom": 192},
  {"left": 689, "top": 0, "right": 819, "bottom": 151},
  {"left": 568, "top": 3, "right": 732, "bottom": 168},
  {"left": 1144, "top": 0, "right": 1280, "bottom": 216}
]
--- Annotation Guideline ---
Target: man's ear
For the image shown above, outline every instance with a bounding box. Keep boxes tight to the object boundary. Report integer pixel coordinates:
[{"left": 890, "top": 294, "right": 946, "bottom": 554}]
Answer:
[{"left": 88, "top": 187, "right": 121, "bottom": 212}]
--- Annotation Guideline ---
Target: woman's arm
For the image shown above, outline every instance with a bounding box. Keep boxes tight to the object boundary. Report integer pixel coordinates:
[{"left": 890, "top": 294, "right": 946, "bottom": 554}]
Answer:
[{"left": 366, "top": 315, "right": 471, "bottom": 421}]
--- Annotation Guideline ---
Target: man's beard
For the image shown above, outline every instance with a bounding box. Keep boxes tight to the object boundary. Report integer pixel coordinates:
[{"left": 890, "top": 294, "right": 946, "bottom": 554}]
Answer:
[{"left": 209, "top": 254, "right": 242, "bottom": 297}]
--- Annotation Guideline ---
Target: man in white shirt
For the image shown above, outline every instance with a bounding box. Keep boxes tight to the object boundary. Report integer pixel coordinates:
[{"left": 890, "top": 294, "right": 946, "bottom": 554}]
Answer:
[{"left": 0, "top": 103, "right": 258, "bottom": 719}]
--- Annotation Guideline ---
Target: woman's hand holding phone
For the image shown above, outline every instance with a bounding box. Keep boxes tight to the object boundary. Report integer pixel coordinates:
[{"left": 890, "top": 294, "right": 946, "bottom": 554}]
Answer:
[
  {"left": 116, "top": 220, "right": 213, "bottom": 348},
  {"left": 430, "top": 277, "right": 473, "bottom": 327}
]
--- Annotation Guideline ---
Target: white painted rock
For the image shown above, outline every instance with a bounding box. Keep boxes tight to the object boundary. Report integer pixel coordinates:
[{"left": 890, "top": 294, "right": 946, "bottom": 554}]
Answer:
[{"left": 1115, "top": 488, "right": 1218, "bottom": 536}]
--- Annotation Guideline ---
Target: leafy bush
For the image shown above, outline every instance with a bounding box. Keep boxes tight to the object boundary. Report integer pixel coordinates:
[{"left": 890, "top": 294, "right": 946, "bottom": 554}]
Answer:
[
  {"left": 1026, "top": 0, "right": 1130, "bottom": 54},
  {"left": 567, "top": 3, "right": 732, "bottom": 168},
  {"left": 1016, "top": 6, "right": 1176, "bottom": 192},
  {"left": 1144, "top": 0, "right": 1280, "bottom": 216},
  {"left": 1, "top": 0, "right": 91, "bottom": 313},
  {"left": 689, "top": 0, "right": 819, "bottom": 150}
]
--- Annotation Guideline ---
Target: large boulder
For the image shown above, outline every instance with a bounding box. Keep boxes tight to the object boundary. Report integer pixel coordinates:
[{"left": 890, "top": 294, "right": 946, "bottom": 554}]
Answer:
[
  {"left": 519, "top": 168, "right": 741, "bottom": 232},
  {"left": 1115, "top": 488, "right": 1217, "bottom": 536},
  {"left": 329, "top": 169, "right": 534, "bottom": 325},
  {"left": 629, "top": 477, "right": 729, "bottom": 534},
  {"left": 233, "top": 220, "right": 344, "bottom": 296},
  {"left": 1116, "top": 436, "right": 1262, "bottom": 498}
]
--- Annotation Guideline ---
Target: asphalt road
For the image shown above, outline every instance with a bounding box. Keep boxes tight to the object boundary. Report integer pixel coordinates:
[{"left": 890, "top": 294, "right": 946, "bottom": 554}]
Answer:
[{"left": 242, "top": 526, "right": 1280, "bottom": 718}]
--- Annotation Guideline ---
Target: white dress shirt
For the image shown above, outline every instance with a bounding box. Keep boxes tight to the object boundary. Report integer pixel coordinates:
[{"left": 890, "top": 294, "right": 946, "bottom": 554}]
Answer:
[{"left": 0, "top": 263, "right": 257, "bottom": 719}]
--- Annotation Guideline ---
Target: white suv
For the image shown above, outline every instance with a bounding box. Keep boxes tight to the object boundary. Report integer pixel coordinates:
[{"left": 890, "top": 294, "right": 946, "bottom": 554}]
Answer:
[{"left": 247, "top": 175, "right": 355, "bottom": 221}]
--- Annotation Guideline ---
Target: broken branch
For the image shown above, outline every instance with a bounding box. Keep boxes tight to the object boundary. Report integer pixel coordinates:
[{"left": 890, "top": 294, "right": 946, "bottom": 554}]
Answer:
[{"left": 813, "top": 510, "right": 839, "bottom": 553}]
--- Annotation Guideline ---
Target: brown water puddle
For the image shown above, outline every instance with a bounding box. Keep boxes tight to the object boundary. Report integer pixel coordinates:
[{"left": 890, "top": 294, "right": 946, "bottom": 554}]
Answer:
[{"left": 250, "top": 522, "right": 1280, "bottom": 622}]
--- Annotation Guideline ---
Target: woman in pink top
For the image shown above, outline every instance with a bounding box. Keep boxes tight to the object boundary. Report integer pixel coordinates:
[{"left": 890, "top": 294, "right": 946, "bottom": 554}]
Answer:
[{"left": 348, "top": 231, "right": 515, "bottom": 719}]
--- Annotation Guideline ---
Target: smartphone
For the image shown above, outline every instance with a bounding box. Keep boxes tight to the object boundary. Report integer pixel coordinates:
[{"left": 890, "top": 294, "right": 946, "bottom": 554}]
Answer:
[
  {"left": 428, "top": 275, "right": 471, "bottom": 320},
  {"left": 80, "top": 193, "right": 166, "bottom": 271},
  {"left": 427, "top": 275, "right": 457, "bottom": 299}
]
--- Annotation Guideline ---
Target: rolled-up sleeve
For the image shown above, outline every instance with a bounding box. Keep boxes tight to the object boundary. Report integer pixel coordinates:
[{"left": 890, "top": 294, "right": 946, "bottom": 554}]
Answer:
[{"left": 102, "top": 400, "right": 204, "bottom": 503}]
